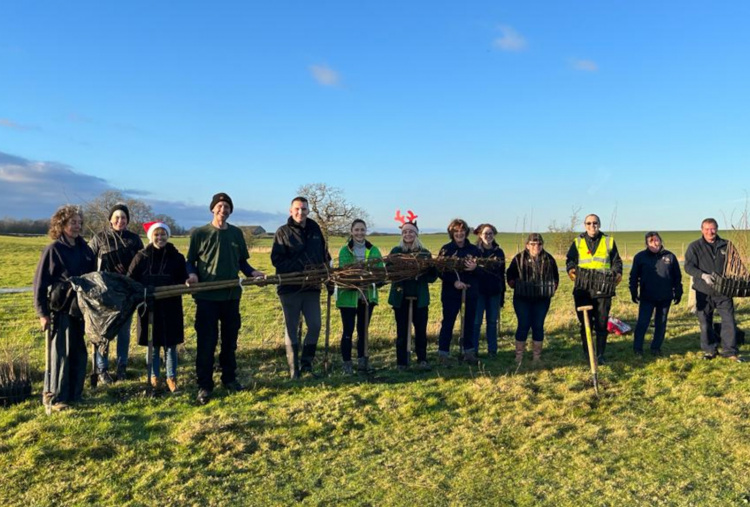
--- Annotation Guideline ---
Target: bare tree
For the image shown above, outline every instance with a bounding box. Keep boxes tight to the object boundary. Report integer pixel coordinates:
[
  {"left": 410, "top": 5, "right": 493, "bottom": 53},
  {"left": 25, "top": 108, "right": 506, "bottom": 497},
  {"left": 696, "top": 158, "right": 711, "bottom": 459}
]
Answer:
[
  {"left": 82, "top": 190, "right": 181, "bottom": 237},
  {"left": 296, "top": 183, "right": 371, "bottom": 239},
  {"left": 547, "top": 206, "right": 582, "bottom": 257}
]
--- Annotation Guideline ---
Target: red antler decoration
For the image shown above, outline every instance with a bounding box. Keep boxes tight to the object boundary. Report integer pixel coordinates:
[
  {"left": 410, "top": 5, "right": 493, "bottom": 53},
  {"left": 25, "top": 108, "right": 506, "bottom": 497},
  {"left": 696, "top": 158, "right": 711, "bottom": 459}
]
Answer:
[
  {"left": 394, "top": 210, "right": 406, "bottom": 225},
  {"left": 394, "top": 209, "right": 419, "bottom": 227}
]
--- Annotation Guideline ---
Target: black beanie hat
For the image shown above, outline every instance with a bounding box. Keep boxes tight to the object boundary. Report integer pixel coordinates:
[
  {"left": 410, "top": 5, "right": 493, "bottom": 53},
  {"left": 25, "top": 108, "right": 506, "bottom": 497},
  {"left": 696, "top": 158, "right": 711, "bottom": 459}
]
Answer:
[
  {"left": 210, "top": 192, "right": 234, "bottom": 213},
  {"left": 109, "top": 203, "right": 130, "bottom": 222}
]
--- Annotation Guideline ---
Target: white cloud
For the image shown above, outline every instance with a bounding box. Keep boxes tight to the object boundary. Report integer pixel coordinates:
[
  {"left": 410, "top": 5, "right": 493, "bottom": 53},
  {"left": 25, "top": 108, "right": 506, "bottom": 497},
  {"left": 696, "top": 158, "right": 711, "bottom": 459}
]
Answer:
[
  {"left": 571, "top": 59, "right": 598, "bottom": 72},
  {"left": 309, "top": 64, "right": 341, "bottom": 87},
  {"left": 0, "top": 151, "right": 287, "bottom": 229},
  {"left": 0, "top": 118, "right": 34, "bottom": 130},
  {"left": 493, "top": 25, "right": 527, "bottom": 52}
]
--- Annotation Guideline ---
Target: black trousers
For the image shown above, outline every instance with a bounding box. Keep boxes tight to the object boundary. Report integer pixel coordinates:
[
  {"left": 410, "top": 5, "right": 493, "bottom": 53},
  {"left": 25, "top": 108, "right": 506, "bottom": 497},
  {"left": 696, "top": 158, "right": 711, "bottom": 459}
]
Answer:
[
  {"left": 696, "top": 292, "right": 737, "bottom": 357},
  {"left": 394, "top": 304, "right": 429, "bottom": 365},
  {"left": 339, "top": 301, "right": 375, "bottom": 361},
  {"left": 194, "top": 299, "right": 241, "bottom": 390},
  {"left": 574, "top": 290, "right": 611, "bottom": 358},
  {"left": 46, "top": 312, "right": 87, "bottom": 404}
]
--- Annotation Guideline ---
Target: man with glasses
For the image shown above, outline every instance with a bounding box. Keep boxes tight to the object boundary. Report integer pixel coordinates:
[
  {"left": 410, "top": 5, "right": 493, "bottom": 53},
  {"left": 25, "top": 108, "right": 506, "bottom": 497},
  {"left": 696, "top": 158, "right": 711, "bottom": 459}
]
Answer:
[
  {"left": 566, "top": 214, "right": 623, "bottom": 365},
  {"left": 684, "top": 218, "right": 744, "bottom": 362}
]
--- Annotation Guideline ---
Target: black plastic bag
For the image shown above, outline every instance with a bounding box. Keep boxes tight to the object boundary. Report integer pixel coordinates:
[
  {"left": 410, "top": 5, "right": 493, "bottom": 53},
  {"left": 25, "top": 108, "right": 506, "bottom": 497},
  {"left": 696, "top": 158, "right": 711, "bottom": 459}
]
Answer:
[{"left": 69, "top": 272, "right": 146, "bottom": 346}]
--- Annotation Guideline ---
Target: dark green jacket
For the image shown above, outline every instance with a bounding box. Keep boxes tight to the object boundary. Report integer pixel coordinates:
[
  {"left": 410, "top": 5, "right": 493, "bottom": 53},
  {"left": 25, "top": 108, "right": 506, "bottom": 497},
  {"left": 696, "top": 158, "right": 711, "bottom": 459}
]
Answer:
[{"left": 387, "top": 246, "right": 437, "bottom": 309}]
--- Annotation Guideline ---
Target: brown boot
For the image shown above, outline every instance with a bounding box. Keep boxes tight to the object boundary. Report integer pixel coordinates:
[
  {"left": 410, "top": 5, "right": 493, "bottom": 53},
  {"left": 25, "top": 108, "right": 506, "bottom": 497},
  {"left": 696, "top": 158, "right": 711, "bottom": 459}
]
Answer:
[
  {"left": 463, "top": 349, "right": 478, "bottom": 365},
  {"left": 532, "top": 341, "right": 543, "bottom": 362},
  {"left": 166, "top": 377, "right": 177, "bottom": 393},
  {"left": 515, "top": 341, "right": 526, "bottom": 363},
  {"left": 150, "top": 376, "right": 160, "bottom": 389}
]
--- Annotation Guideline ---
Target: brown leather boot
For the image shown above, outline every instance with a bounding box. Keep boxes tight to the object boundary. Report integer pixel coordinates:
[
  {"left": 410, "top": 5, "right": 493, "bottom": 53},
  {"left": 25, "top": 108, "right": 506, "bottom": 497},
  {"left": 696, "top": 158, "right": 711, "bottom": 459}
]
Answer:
[
  {"left": 532, "top": 341, "right": 543, "bottom": 362},
  {"left": 166, "top": 377, "right": 177, "bottom": 393},
  {"left": 515, "top": 341, "right": 526, "bottom": 363}
]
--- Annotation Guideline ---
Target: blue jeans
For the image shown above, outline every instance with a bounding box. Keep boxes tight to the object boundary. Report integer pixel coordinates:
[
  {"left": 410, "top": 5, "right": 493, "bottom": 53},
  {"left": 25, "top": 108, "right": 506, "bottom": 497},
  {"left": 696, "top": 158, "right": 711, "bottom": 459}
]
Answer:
[
  {"left": 633, "top": 300, "right": 671, "bottom": 352},
  {"left": 148, "top": 346, "right": 178, "bottom": 379},
  {"left": 96, "top": 314, "right": 132, "bottom": 371},
  {"left": 513, "top": 297, "right": 551, "bottom": 342},
  {"left": 474, "top": 293, "right": 500, "bottom": 354}
]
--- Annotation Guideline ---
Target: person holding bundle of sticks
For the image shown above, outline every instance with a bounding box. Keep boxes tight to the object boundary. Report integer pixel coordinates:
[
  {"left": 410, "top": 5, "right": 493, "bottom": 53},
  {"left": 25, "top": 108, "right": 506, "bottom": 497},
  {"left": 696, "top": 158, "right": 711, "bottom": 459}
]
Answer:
[
  {"left": 187, "top": 193, "right": 265, "bottom": 405},
  {"left": 566, "top": 214, "right": 623, "bottom": 365},
  {"left": 33, "top": 205, "right": 96, "bottom": 412},
  {"left": 472, "top": 223, "right": 506, "bottom": 358},
  {"left": 684, "top": 218, "right": 744, "bottom": 362},
  {"left": 272, "top": 196, "right": 332, "bottom": 379},
  {"left": 506, "top": 233, "right": 559, "bottom": 363},
  {"left": 388, "top": 213, "right": 437, "bottom": 369},
  {"left": 336, "top": 219, "right": 383, "bottom": 374},
  {"left": 127, "top": 221, "right": 188, "bottom": 392},
  {"left": 88, "top": 203, "right": 144, "bottom": 383},
  {"left": 437, "top": 218, "right": 480, "bottom": 366}
]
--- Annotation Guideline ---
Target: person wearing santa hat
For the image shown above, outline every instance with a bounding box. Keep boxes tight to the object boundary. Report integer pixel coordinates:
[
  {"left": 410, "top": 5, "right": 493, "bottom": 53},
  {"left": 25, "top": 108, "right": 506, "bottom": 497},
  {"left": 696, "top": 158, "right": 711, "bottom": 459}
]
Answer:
[{"left": 127, "top": 221, "right": 188, "bottom": 393}]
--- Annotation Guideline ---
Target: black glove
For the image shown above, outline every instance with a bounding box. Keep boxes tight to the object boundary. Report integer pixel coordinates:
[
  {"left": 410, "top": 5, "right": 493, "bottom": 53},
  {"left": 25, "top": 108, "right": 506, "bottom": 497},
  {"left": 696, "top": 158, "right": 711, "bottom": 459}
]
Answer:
[
  {"left": 325, "top": 281, "right": 335, "bottom": 296},
  {"left": 673, "top": 295, "right": 682, "bottom": 305},
  {"left": 631, "top": 294, "right": 639, "bottom": 304}
]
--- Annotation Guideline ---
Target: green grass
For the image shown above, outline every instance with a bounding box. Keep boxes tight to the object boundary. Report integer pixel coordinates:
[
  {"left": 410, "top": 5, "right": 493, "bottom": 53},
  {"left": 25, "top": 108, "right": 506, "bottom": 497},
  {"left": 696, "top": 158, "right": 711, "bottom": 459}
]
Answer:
[{"left": 1, "top": 233, "right": 750, "bottom": 505}]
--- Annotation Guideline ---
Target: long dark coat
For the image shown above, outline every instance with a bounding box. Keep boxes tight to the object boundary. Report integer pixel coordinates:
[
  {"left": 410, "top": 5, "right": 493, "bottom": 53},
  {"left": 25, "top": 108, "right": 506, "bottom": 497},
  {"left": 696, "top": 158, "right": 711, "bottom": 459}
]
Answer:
[{"left": 127, "top": 243, "right": 187, "bottom": 347}]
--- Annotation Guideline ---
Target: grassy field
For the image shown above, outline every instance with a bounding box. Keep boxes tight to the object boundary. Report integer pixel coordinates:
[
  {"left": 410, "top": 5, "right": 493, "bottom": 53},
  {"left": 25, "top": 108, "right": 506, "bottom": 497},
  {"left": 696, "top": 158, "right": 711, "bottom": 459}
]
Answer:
[{"left": 1, "top": 232, "right": 750, "bottom": 505}]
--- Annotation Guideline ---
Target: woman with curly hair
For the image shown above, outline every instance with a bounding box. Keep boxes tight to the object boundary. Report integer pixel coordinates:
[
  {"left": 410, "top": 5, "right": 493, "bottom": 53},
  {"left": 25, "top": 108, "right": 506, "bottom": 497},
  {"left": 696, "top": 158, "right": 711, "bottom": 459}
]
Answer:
[
  {"left": 33, "top": 205, "right": 96, "bottom": 412},
  {"left": 437, "top": 218, "right": 480, "bottom": 365}
]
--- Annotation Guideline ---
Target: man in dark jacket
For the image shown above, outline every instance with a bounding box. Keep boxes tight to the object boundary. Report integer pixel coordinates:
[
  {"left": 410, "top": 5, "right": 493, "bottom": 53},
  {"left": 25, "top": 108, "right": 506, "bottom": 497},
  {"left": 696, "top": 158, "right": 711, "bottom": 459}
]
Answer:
[
  {"left": 629, "top": 231, "right": 683, "bottom": 356},
  {"left": 271, "top": 196, "right": 332, "bottom": 378},
  {"left": 566, "top": 213, "right": 623, "bottom": 365},
  {"left": 186, "top": 193, "right": 265, "bottom": 405},
  {"left": 684, "top": 218, "right": 744, "bottom": 362}
]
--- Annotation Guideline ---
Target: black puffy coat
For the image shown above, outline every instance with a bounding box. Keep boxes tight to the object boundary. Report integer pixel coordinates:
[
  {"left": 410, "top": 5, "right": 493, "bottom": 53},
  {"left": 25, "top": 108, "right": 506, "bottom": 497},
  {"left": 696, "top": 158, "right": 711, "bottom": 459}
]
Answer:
[{"left": 127, "top": 243, "right": 187, "bottom": 347}]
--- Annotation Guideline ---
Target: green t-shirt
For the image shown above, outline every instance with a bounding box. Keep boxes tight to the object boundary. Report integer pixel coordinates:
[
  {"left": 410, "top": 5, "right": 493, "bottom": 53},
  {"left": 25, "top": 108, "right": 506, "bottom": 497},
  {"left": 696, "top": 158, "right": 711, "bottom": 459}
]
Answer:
[{"left": 187, "top": 223, "right": 249, "bottom": 300}]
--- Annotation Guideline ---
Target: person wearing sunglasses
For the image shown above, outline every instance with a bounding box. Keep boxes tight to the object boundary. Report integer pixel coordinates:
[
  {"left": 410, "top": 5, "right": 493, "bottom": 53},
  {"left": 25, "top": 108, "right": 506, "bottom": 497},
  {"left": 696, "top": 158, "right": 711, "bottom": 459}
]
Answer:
[{"left": 565, "top": 214, "right": 623, "bottom": 365}]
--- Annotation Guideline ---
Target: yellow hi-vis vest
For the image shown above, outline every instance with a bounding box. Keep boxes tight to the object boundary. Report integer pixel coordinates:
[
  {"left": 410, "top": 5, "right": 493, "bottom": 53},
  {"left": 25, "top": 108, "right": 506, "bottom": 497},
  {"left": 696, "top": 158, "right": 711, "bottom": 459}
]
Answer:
[{"left": 576, "top": 235, "right": 612, "bottom": 270}]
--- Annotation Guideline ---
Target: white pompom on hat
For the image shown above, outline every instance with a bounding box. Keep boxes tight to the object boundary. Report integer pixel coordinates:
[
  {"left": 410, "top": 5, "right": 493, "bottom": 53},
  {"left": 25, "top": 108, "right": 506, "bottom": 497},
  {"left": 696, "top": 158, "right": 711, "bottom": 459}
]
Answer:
[{"left": 143, "top": 221, "right": 171, "bottom": 243}]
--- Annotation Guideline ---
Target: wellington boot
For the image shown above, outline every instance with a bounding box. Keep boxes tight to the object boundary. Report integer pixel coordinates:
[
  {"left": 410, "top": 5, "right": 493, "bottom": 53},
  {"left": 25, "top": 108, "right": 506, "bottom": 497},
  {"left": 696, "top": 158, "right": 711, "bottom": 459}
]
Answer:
[
  {"left": 515, "top": 341, "right": 526, "bottom": 364},
  {"left": 286, "top": 342, "right": 301, "bottom": 379},
  {"left": 357, "top": 356, "right": 369, "bottom": 372},
  {"left": 532, "top": 341, "right": 543, "bottom": 362}
]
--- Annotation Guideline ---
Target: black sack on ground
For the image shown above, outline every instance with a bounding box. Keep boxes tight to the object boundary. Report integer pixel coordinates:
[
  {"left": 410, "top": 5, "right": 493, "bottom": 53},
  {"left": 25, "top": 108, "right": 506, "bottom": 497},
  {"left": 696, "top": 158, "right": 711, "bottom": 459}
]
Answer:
[{"left": 69, "top": 272, "right": 146, "bottom": 346}]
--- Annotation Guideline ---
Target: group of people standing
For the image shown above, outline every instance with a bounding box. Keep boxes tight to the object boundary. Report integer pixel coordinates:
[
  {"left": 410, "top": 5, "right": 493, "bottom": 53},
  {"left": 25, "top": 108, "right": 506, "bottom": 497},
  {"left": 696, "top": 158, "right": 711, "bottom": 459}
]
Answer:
[{"left": 32, "top": 198, "right": 745, "bottom": 411}]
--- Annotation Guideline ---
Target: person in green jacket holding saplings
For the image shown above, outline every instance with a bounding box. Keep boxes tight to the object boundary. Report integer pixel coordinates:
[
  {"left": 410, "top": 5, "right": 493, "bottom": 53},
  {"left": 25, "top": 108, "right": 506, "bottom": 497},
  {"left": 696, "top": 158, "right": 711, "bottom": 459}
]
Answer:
[{"left": 337, "top": 219, "right": 383, "bottom": 374}]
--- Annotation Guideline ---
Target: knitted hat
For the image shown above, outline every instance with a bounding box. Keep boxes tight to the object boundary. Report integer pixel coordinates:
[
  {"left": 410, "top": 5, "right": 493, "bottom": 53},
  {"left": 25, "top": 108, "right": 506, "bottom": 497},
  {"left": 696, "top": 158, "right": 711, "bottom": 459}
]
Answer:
[
  {"left": 210, "top": 192, "right": 234, "bottom": 213},
  {"left": 143, "top": 221, "right": 171, "bottom": 243},
  {"left": 109, "top": 203, "right": 130, "bottom": 222}
]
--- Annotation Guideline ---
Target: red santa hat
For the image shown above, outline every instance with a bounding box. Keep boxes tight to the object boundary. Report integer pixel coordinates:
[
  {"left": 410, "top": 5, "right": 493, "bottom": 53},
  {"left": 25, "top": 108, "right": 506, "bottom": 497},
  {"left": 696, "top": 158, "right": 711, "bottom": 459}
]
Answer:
[{"left": 143, "top": 221, "right": 171, "bottom": 243}]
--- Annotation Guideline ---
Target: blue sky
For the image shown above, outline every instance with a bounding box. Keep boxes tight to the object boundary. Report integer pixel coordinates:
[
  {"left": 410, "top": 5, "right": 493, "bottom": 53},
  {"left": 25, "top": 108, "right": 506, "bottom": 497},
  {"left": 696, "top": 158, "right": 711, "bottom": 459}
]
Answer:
[{"left": 1, "top": 1, "right": 749, "bottom": 232}]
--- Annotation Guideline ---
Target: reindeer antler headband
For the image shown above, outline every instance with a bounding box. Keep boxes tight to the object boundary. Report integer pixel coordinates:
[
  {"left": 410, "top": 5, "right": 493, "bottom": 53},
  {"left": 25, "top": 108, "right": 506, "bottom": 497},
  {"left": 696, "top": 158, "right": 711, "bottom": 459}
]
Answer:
[{"left": 394, "top": 209, "right": 419, "bottom": 229}]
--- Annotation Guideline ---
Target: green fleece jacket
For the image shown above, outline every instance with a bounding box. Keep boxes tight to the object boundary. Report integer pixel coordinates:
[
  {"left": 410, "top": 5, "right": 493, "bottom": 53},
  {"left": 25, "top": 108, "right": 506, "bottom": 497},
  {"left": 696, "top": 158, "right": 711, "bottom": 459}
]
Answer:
[{"left": 336, "top": 240, "right": 383, "bottom": 308}]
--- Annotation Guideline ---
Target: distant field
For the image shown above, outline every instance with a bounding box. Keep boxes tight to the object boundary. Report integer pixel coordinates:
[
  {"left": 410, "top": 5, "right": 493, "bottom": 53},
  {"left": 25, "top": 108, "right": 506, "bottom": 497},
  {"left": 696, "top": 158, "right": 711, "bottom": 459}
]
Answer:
[{"left": 2, "top": 232, "right": 750, "bottom": 505}]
